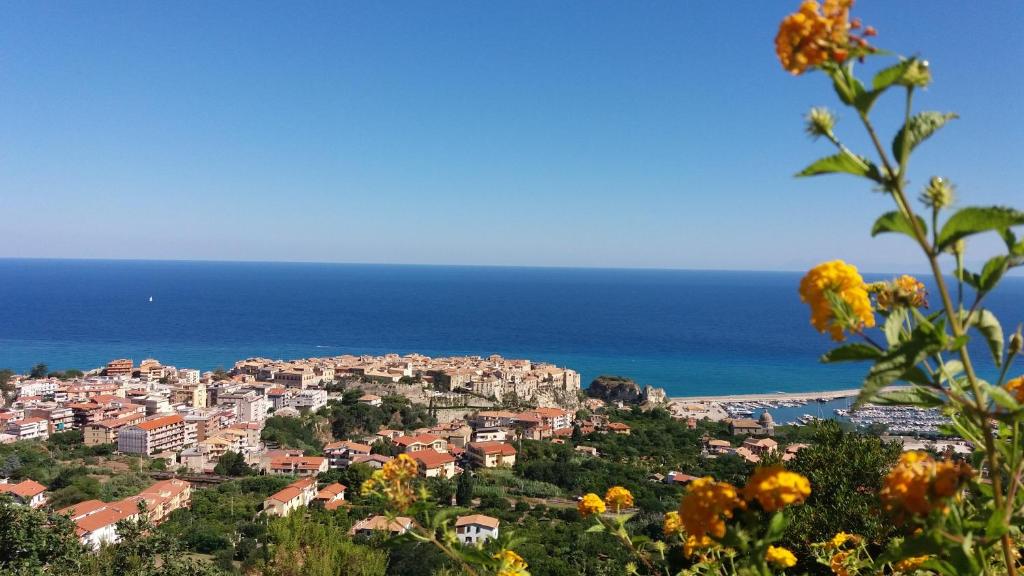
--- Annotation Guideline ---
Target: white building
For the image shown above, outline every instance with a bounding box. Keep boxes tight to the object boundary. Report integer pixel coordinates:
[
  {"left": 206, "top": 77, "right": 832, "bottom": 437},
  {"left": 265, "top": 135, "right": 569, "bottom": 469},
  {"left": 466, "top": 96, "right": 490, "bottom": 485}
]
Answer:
[{"left": 455, "top": 514, "right": 500, "bottom": 545}]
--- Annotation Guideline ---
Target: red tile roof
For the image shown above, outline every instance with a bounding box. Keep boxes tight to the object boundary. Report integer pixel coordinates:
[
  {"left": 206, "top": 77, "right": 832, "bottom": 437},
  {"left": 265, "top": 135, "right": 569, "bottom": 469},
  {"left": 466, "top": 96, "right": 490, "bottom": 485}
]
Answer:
[{"left": 135, "top": 414, "right": 184, "bottom": 431}]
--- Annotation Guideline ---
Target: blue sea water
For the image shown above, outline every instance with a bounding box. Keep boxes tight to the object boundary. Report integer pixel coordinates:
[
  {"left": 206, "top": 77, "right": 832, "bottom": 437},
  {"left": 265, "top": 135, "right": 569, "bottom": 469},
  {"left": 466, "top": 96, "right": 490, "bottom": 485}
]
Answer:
[{"left": 1, "top": 259, "right": 1021, "bottom": 397}]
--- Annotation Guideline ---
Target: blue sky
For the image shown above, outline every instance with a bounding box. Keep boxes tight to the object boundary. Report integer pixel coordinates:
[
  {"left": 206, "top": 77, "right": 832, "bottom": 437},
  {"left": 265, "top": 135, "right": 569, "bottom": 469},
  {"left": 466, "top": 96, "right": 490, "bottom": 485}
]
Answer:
[{"left": 2, "top": 2, "right": 1022, "bottom": 272}]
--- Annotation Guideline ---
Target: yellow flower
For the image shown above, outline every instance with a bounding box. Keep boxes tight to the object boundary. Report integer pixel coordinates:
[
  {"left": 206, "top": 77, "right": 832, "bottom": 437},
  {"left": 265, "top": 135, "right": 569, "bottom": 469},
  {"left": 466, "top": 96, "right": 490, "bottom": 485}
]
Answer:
[
  {"left": 678, "top": 477, "right": 744, "bottom": 540},
  {"left": 494, "top": 549, "right": 529, "bottom": 576},
  {"left": 683, "top": 533, "right": 714, "bottom": 557},
  {"left": 360, "top": 453, "right": 418, "bottom": 511},
  {"left": 775, "top": 0, "right": 861, "bottom": 74},
  {"left": 893, "top": 555, "right": 929, "bottom": 573},
  {"left": 830, "top": 551, "right": 850, "bottom": 576},
  {"left": 577, "top": 493, "right": 606, "bottom": 517},
  {"left": 880, "top": 452, "right": 971, "bottom": 517},
  {"left": 1006, "top": 376, "right": 1024, "bottom": 403},
  {"left": 742, "top": 466, "right": 811, "bottom": 512},
  {"left": 662, "top": 511, "right": 683, "bottom": 536},
  {"left": 799, "top": 260, "right": 875, "bottom": 341},
  {"left": 766, "top": 546, "right": 797, "bottom": 569},
  {"left": 604, "top": 486, "right": 634, "bottom": 511},
  {"left": 827, "top": 531, "right": 860, "bottom": 549}
]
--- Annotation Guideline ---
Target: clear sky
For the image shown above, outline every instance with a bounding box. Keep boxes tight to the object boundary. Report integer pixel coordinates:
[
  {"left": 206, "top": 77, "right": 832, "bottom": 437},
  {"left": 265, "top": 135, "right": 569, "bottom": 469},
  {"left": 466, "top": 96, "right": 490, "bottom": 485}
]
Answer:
[{"left": 2, "top": 2, "right": 1022, "bottom": 272}]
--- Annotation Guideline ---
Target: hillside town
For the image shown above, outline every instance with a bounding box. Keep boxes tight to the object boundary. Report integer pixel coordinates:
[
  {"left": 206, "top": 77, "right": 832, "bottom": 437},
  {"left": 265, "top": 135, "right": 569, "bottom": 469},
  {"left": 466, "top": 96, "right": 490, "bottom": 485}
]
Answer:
[{"left": 0, "top": 353, "right": 979, "bottom": 572}]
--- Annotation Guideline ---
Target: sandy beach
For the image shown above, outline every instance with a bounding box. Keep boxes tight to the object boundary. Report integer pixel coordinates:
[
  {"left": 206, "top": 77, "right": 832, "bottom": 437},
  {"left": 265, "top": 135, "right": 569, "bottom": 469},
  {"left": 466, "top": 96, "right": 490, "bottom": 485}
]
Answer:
[{"left": 670, "top": 388, "right": 870, "bottom": 403}]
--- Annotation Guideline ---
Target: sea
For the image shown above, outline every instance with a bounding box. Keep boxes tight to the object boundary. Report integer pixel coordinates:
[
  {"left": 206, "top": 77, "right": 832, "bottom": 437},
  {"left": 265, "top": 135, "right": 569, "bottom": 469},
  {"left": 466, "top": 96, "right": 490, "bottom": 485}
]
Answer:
[{"left": 1, "top": 258, "right": 1022, "bottom": 398}]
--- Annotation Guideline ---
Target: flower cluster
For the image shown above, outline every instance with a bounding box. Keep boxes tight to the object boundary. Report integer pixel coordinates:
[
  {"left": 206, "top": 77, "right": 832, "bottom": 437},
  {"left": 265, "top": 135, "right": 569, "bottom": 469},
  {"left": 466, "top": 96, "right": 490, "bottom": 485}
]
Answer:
[
  {"left": 775, "top": 0, "right": 874, "bottom": 74},
  {"left": 360, "top": 453, "right": 419, "bottom": 511},
  {"left": 493, "top": 550, "right": 529, "bottom": 576},
  {"left": 579, "top": 486, "right": 635, "bottom": 517},
  {"left": 742, "top": 466, "right": 812, "bottom": 512},
  {"left": 870, "top": 275, "right": 927, "bottom": 311},
  {"left": 880, "top": 452, "right": 972, "bottom": 517},
  {"left": 678, "top": 477, "right": 746, "bottom": 541},
  {"left": 604, "top": 486, "right": 634, "bottom": 511},
  {"left": 577, "top": 492, "right": 606, "bottom": 517},
  {"left": 766, "top": 545, "right": 797, "bottom": 569},
  {"left": 799, "top": 260, "right": 875, "bottom": 341}
]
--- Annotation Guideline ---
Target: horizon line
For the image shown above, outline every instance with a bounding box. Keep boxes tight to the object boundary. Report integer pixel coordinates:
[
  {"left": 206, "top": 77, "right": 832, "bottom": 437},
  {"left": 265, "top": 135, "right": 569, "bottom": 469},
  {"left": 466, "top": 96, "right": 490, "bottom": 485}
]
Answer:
[{"left": 0, "top": 255, "right": 971, "bottom": 277}]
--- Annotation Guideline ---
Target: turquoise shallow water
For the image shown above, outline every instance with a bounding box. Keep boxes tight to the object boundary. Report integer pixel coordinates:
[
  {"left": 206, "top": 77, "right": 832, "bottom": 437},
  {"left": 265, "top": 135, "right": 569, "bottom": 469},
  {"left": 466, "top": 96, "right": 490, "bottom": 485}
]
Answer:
[{"left": 1, "top": 259, "right": 1021, "bottom": 397}]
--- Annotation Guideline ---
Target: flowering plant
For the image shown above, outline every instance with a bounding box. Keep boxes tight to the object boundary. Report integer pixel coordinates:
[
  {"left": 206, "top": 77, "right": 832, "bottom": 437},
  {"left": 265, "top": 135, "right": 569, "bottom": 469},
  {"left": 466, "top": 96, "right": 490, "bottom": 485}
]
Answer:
[{"left": 780, "top": 0, "right": 1024, "bottom": 574}]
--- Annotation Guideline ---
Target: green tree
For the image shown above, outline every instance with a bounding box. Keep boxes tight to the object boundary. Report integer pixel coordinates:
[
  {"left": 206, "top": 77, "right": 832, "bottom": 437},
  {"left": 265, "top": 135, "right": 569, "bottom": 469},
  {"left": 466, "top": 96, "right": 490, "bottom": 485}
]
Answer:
[
  {"left": 455, "top": 471, "right": 475, "bottom": 506},
  {"left": 213, "top": 451, "right": 255, "bottom": 477},
  {"left": 0, "top": 499, "right": 85, "bottom": 575},
  {"left": 29, "top": 363, "right": 48, "bottom": 378}
]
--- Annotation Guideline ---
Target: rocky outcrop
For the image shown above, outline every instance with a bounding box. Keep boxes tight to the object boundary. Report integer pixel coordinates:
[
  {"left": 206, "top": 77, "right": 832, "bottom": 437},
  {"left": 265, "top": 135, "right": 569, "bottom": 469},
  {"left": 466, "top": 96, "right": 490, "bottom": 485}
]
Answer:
[{"left": 587, "top": 375, "right": 667, "bottom": 406}]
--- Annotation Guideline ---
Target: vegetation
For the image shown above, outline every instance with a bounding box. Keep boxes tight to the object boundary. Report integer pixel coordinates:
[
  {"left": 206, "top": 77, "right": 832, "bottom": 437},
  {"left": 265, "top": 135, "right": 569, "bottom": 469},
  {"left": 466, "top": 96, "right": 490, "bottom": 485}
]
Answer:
[
  {"left": 213, "top": 451, "right": 256, "bottom": 477},
  {"left": 261, "top": 415, "right": 327, "bottom": 453},
  {"left": 319, "top": 391, "right": 436, "bottom": 440}
]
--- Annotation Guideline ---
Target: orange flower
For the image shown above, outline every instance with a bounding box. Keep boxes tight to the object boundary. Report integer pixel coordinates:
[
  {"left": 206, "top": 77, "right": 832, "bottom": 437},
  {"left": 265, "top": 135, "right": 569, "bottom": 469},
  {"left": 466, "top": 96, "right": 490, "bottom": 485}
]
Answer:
[
  {"left": 678, "top": 477, "right": 744, "bottom": 540},
  {"left": 603, "top": 486, "right": 634, "bottom": 512},
  {"left": 743, "top": 466, "right": 811, "bottom": 512},
  {"left": 880, "top": 452, "right": 972, "bottom": 517},
  {"left": 775, "top": 0, "right": 857, "bottom": 74},
  {"left": 577, "top": 493, "right": 606, "bottom": 517}
]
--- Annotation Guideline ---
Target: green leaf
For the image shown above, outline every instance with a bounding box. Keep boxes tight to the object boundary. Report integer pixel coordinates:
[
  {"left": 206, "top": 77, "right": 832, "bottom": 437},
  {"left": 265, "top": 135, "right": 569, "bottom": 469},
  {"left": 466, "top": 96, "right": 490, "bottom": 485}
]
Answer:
[
  {"left": 883, "top": 307, "right": 908, "bottom": 347},
  {"left": 584, "top": 522, "right": 606, "bottom": 533},
  {"left": 965, "top": 309, "right": 1004, "bottom": 367},
  {"left": 855, "top": 325, "right": 945, "bottom": 407},
  {"left": 985, "top": 507, "right": 1010, "bottom": 540},
  {"left": 870, "top": 385, "right": 945, "bottom": 408},
  {"left": 978, "top": 255, "right": 1008, "bottom": 294},
  {"left": 764, "top": 511, "right": 788, "bottom": 541},
  {"left": 985, "top": 382, "right": 1021, "bottom": 412},
  {"left": 871, "top": 211, "right": 927, "bottom": 240},
  {"left": 872, "top": 59, "right": 914, "bottom": 90},
  {"left": 936, "top": 206, "right": 1024, "bottom": 252},
  {"left": 938, "top": 360, "right": 964, "bottom": 383},
  {"left": 892, "top": 111, "right": 958, "bottom": 165},
  {"left": 796, "top": 152, "right": 883, "bottom": 182},
  {"left": 821, "top": 343, "right": 883, "bottom": 363}
]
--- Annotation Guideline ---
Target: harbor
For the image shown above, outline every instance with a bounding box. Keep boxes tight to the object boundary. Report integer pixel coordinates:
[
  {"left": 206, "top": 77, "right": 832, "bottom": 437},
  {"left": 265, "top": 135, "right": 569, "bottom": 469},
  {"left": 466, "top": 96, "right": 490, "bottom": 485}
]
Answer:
[{"left": 669, "top": 386, "right": 950, "bottom": 436}]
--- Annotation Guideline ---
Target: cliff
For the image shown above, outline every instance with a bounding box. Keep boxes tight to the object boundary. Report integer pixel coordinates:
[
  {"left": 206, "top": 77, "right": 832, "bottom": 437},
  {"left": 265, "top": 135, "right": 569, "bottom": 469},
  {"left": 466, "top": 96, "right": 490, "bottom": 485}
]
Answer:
[{"left": 587, "top": 375, "right": 667, "bottom": 406}]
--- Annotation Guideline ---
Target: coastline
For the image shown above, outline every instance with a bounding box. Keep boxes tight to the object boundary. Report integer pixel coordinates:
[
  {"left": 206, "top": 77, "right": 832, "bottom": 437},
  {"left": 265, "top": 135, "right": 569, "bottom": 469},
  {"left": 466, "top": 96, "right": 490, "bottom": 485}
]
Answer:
[{"left": 668, "top": 387, "right": 880, "bottom": 403}]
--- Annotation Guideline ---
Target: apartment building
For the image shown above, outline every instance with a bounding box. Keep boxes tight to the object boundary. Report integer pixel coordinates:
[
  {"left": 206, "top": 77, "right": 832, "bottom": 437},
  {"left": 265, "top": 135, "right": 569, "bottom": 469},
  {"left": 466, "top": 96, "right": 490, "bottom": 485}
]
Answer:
[
  {"left": 118, "top": 414, "right": 187, "bottom": 455},
  {"left": 59, "top": 479, "right": 190, "bottom": 549},
  {"left": 466, "top": 442, "right": 517, "bottom": 468},
  {"left": 84, "top": 413, "right": 147, "bottom": 446},
  {"left": 6, "top": 417, "right": 49, "bottom": 441},
  {"left": 266, "top": 456, "right": 328, "bottom": 476},
  {"left": 263, "top": 477, "right": 318, "bottom": 517},
  {"left": 105, "top": 359, "right": 133, "bottom": 377}
]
